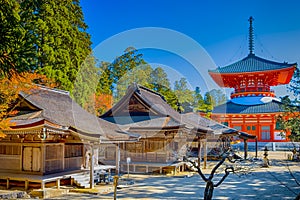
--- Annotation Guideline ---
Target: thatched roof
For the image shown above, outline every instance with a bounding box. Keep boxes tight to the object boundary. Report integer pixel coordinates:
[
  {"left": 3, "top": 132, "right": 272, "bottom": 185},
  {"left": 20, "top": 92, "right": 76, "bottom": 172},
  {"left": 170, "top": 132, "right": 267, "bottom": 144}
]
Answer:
[
  {"left": 101, "top": 84, "right": 242, "bottom": 137},
  {"left": 9, "top": 86, "right": 139, "bottom": 142},
  {"left": 101, "top": 83, "right": 183, "bottom": 121}
]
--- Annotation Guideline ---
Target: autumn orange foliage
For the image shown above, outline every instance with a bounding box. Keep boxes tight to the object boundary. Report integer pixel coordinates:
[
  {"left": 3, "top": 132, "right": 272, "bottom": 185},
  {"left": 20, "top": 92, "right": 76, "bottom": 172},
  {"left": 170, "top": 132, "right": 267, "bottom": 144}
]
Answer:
[
  {"left": 94, "top": 93, "right": 113, "bottom": 116},
  {"left": 0, "top": 71, "right": 54, "bottom": 136}
]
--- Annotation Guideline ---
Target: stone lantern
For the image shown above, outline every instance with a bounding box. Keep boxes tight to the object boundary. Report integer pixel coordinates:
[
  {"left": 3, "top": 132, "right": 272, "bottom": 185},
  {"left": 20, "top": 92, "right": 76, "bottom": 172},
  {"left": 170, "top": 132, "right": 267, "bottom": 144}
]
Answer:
[{"left": 262, "top": 146, "right": 269, "bottom": 167}]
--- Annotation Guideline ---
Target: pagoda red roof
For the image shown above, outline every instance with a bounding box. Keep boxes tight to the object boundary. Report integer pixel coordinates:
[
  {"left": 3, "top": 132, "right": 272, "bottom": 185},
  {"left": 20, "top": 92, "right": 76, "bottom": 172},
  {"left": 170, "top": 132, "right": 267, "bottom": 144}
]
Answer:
[
  {"left": 209, "top": 54, "right": 296, "bottom": 88},
  {"left": 209, "top": 54, "right": 296, "bottom": 74}
]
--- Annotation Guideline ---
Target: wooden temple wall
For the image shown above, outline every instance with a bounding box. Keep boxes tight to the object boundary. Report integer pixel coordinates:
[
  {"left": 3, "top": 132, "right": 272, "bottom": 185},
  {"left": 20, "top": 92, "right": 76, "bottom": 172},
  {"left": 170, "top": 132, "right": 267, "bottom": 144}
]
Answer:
[
  {"left": 0, "top": 143, "right": 21, "bottom": 171},
  {"left": 99, "top": 131, "right": 188, "bottom": 165},
  {"left": 101, "top": 143, "right": 174, "bottom": 163},
  {"left": 0, "top": 140, "right": 84, "bottom": 175}
]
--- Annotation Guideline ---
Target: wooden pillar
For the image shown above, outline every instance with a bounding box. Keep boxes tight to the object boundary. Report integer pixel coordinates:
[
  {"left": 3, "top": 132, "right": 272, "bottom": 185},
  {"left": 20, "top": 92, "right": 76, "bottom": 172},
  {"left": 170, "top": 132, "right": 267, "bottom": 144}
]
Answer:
[
  {"left": 271, "top": 115, "right": 275, "bottom": 141},
  {"left": 244, "top": 139, "right": 248, "bottom": 159},
  {"left": 20, "top": 144, "right": 23, "bottom": 171},
  {"left": 56, "top": 179, "right": 60, "bottom": 189},
  {"left": 115, "top": 143, "right": 120, "bottom": 175},
  {"left": 90, "top": 145, "right": 94, "bottom": 189},
  {"left": 25, "top": 180, "right": 29, "bottom": 190},
  {"left": 228, "top": 115, "right": 232, "bottom": 127},
  {"left": 242, "top": 115, "right": 246, "bottom": 132},
  {"left": 41, "top": 144, "right": 45, "bottom": 173},
  {"left": 6, "top": 178, "right": 9, "bottom": 189},
  {"left": 255, "top": 138, "right": 258, "bottom": 159},
  {"left": 62, "top": 143, "right": 65, "bottom": 170},
  {"left": 203, "top": 139, "right": 207, "bottom": 169},
  {"left": 197, "top": 136, "right": 201, "bottom": 168},
  {"left": 41, "top": 181, "right": 45, "bottom": 190},
  {"left": 257, "top": 115, "right": 261, "bottom": 140}
]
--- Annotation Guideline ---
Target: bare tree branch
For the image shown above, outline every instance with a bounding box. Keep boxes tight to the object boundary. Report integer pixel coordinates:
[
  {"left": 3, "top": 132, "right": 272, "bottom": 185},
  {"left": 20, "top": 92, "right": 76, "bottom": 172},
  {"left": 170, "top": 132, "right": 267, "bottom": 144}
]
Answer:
[
  {"left": 185, "top": 158, "right": 208, "bottom": 182},
  {"left": 214, "top": 167, "right": 234, "bottom": 187}
]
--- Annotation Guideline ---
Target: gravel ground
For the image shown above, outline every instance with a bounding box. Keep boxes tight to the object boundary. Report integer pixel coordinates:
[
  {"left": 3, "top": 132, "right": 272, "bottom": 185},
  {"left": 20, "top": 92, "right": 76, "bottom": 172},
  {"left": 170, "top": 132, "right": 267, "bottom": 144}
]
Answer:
[{"left": 47, "top": 151, "right": 300, "bottom": 200}]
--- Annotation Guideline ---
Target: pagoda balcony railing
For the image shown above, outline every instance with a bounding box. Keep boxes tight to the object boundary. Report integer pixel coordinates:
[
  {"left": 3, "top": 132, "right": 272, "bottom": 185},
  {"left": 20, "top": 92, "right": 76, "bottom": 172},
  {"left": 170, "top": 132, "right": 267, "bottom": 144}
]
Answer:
[
  {"left": 232, "top": 88, "right": 274, "bottom": 94},
  {"left": 231, "top": 91, "right": 275, "bottom": 98}
]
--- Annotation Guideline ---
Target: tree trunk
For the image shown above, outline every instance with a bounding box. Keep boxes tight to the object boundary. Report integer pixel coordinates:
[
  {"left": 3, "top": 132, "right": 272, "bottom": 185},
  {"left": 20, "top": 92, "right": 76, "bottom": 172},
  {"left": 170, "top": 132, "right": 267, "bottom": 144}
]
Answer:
[{"left": 204, "top": 180, "right": 214, "bottom": 200}]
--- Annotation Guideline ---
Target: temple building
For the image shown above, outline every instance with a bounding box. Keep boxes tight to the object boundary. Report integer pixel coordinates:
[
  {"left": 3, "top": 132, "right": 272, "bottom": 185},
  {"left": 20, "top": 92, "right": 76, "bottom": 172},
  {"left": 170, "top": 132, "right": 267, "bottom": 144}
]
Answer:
[
  {"left": 0, "top": 85, "right": 139, "bottom": 190},
  {"left": 101, "top": 83, "right": 255, "bottom": 173},
  {"left": 209, "top": 17, "right": 297, "bottom": 142}
]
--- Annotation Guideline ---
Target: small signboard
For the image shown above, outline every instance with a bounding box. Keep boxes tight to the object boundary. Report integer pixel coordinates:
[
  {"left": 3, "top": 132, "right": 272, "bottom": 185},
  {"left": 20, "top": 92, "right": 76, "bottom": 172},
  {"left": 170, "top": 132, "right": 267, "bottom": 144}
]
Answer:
[{"left": 127, "top": 157, "right": 131, "bottom": 164}]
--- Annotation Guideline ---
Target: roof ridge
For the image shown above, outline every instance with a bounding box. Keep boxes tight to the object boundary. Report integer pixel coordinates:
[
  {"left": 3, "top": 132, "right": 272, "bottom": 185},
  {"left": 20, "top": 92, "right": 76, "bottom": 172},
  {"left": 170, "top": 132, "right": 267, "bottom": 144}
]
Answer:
[
  {"left": 35, "top": 84, "right": 70, "bottom": 95},
  {"left": 249, "top": 54, "right": 297, "bottom": 65},
  {"left": 137, "top": 84, "right": 166, "bottom": 102}
]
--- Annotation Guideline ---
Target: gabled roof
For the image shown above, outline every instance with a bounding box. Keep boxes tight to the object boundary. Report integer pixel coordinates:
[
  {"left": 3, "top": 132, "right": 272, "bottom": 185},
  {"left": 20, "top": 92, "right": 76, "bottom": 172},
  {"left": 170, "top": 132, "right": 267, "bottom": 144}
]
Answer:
[
  {"left": 213, "top": 99, "right": 285, "bottom": 114},
  {"left": 209, "top": 54, "right": 296, "bottom": 74},
  {"left": 101, "top": 84, "right": 239, "bottom": 135},
  {"left": 101, "top": 83, "right": 182, "bottom": 122},
  {"left": 9, "top": 86, "right": 139, "bottom": 142},
  {"left": 182, "top": 112, "right": 236, "bottom": 135}
]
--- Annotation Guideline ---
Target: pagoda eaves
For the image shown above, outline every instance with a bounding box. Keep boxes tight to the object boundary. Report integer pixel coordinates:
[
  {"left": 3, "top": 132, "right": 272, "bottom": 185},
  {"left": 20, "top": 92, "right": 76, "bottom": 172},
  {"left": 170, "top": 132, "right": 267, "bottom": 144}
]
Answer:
[
  {"left": 209, "top": 54, "right": 296, "bottom": 74},
  {"left": 209, "top": 54, "right": 296, "bottom": 91}
]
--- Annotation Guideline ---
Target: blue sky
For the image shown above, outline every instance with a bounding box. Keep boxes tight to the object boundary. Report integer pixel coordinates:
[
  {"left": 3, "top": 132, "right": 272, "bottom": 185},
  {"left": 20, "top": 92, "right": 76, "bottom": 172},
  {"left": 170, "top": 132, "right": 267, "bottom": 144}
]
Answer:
[{"left": 80, "top": 0, "right": 300, "bottom": 97}]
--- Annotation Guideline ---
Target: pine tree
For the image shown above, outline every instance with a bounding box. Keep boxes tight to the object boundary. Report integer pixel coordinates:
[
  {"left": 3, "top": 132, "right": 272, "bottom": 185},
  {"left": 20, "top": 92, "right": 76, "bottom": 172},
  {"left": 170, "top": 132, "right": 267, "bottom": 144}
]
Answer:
[
  {"left": 288, "top": 67, "right": 300, "bottom": 99},
  {"left": 174, "top": 78, "right": 194, "bottom": 112},
  {"left": 149, "top": 67, "right": 179, "bottom": 110},
  {"left": 98, "top": 47, "right": 147, "bottom": 101},
  {"left": 193, "top": 87, "right": 205, "bottom": 112},
  {"left": 0, "top": 0, "right": 35, "bottom": 76},
  {"left": 97, "top": 62, "right": 114, "bottom": 95},
  {"left": 209, "top": 89, "right": 226, "bottom": 107},
  {"left": 115, "top": 64, "right": 152, "bottom": 101},
  {"left": 19, "top": 0, "right": 95, "bottom": 97},
  {"left": 109, "top": 47, "right": 147, "bottom": 91},
  {"left": 150, "top": 67, "right": 171, "bottom": 91}
]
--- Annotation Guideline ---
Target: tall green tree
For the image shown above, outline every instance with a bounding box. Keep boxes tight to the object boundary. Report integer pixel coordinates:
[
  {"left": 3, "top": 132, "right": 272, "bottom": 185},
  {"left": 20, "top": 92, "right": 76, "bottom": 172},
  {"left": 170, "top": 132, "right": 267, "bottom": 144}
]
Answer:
[
  {"left": 288, "top": 67, "right": 300, "bottom": 99},
  {"left": 277, "top": 96, "right": 300, "bottom": 142},
  {"left": 98, "top": 48, "right": 181, "bottom": 111},
  {"left": 149, "top": 67, "right": 179, "bottom": 110},
  {"left": 159, "top": 87, "right": 179, "bottom": 111},
  {"left": 197, "top": 92, "right": 214, "bottom": 117},
  {"left": 115, "top": 64, "right": 152, "bottom": 101},
  {"left": 108, "top": 47, "right": 147, "bottom": 92},
  {"left": 73, "top": 54, "right": 99, "bottom": 113},
  {"left": 174, "top": 78, "right": 194, "bottom": 112},
  {"left": 209, "top": 89, "right": 226, "bottom": 107},
  {"left": 19, "top": 0, "right": 94, "bottom": 96},
  {"left": 193, "top": 87, "right": 205, "bottom": 112},
  {"left": 150, "top": 67, "right": 171, "bottom": 91},
  {"left": 0, "top": 0, "right": 35, "bottom": 76},
  {"left": 97, "top": 61, "right": 114, "bottom": 95}
]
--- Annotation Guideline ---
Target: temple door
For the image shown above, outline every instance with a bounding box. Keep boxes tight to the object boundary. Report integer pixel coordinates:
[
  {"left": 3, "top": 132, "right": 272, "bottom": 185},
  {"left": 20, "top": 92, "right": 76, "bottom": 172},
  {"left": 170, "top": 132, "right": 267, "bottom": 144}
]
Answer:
[{"left": 23, "top": 147, "right": 41, "bottom": 172}]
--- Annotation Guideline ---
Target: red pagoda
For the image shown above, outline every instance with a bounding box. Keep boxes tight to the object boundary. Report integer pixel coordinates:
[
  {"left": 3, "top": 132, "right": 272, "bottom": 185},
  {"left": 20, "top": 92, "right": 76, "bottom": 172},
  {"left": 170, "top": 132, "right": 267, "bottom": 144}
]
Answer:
[{"left": 209, "top": 17, "right": 297, "bottom": 142}]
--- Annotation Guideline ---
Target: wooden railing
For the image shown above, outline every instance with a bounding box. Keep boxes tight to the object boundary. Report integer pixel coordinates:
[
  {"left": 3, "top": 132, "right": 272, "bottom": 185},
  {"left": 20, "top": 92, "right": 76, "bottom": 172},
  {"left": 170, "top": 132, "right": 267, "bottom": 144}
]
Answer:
[
  {"left": 64, "top": 157, "right": 82, "bottom": 170},
  {"left": 122, "top": 151, "right": 175, "bottom": 163},
  {"left": 231, "top": 91, "right": 275, "bottom": 98}
]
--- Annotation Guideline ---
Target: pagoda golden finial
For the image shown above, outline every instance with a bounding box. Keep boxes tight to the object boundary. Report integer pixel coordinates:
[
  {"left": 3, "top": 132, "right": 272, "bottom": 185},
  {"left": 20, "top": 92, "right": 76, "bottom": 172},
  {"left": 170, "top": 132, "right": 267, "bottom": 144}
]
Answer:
[{"left": 248, "top": 16, "right": 254, "bottom": 55}]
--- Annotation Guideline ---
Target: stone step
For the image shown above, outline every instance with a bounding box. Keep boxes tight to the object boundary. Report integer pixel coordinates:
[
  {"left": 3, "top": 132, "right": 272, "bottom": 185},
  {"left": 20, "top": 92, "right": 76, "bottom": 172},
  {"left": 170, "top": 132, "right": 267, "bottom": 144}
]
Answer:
[{"left": 71, "top": 172, "right": 101, "bottom": 188}]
